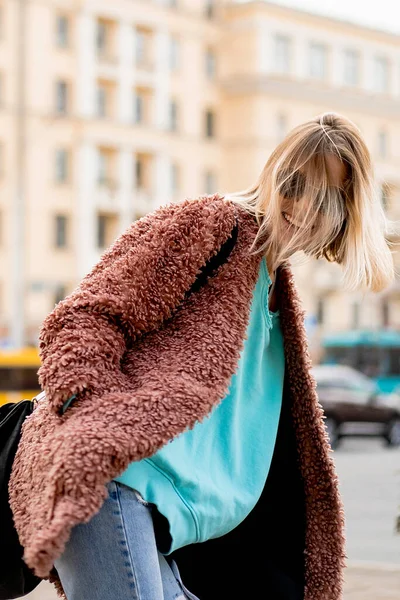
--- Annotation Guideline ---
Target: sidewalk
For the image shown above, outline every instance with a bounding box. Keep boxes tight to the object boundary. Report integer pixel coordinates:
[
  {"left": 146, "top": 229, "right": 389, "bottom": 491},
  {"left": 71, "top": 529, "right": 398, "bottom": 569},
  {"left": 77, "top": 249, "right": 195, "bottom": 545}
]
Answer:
[
  {"left": 344, "top": 562, "right": 400, "bottom": 599},
  {"left": 24, "top": 562, "right": 400, "bottom": 599}
]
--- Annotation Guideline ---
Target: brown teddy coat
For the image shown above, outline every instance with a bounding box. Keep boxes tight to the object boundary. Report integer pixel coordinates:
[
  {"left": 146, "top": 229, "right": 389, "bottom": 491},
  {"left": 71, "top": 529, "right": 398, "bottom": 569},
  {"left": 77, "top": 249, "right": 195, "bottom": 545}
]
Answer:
[{"left": 9, "top": 194, "right": 345, "bottom": 599}]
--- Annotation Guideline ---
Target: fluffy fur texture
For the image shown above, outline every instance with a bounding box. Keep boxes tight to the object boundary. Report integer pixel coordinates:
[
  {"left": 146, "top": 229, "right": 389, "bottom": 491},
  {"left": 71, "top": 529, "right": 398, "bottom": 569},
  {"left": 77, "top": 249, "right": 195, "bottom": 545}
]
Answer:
[{"left": 9, "top": 195, "right": 345, "bottom": 599}]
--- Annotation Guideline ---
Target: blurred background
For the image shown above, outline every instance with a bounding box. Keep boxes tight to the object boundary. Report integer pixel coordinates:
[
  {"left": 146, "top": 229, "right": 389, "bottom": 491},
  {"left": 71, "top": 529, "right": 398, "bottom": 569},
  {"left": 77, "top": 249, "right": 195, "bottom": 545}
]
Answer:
[{"left": 0, "top": 0, "right": 399, "bottom": 598}]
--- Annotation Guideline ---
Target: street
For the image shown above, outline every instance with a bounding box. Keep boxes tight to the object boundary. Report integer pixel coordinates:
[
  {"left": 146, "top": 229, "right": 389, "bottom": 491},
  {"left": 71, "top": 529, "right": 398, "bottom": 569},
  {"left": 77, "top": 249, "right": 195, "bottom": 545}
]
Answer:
[
  {"left": 21, "top": 438, "right": 400, "bottom": 600},
  {"left": 333, "top": 437, "right": 400, "bottom": 598},
  {"left": 333, "top": 437, "right": 400, "bottom": 565}
]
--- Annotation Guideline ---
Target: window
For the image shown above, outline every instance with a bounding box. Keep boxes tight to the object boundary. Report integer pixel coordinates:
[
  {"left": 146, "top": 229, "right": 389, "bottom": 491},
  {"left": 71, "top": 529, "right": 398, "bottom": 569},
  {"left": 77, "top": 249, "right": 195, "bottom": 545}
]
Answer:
[
  {"left": 276, "top": 113, "right": 287, "bottom": 141},
  {"left": 135, "top": 27, "right": 153, "bottom": 68},
  {"left": 96, "top": 19, "right": 115, "bottom": 60},
  {"left": 205, "top": 49, "right": 216, "bottom": 79},
  {"left": 0, "top": 5, "right": 4, "bottom": 40},
  {"left": 97, "top": 83, "right": 107, "bottom": 118},
  {"left": 97, "top": 214, "right": 117, "bottom": 249},
  {"left": 169, "top": 37, "right": 180, "bottom": 71},
  {"left": 357, "top": 346, "right": 384, "bottom": 379},
  {"left": 97, "top": 147, "right": 116, "bottom": 188},
  {"left": 54, "top": 284, "right": 66, "bottom": 306},
  {"left": 205, "top": 0, "right": 215, "bottom": 19},
  {"left": 97, "top": 214, "right": 107, "bottom": 249},
  {"left": 97, "top": 86, "right": 106, "bottom": 118},
  {"left": 316, "top": 297, "right": 325, "bottom": 325},
  {"left": 204, "top": 170, "right": 216, "bottom": 195},
  {"left": 381, "top": 182, "right": 391, "bottom": 211},
  {"left": 388, "top": 348, "right": 400, "bottom": 376},
  {"left": 98, "top": 152, "right": 107, "bottom": 185},
  {"left": 314, "top": 374, "right": 375, "bottom": 395},
  {"left": 134, "top": 153, "right": 153, "bottom": 191},
  {"left": 96, "top": 20, "right": 107, "bottom": 55},
  {"left": 205, "top": 109, "right": 215, "bottom": 138},
  {"left": 378, "top": 130, "right": 388, "bottom": 158},
  {"left": 56, "top": 15, "right": 69, "bottom": 48},
  {"left": 135, "top": 29, "right": 146, "bottom": 66},
  {"left": 382, "top": 301, "right": 390, "bottom": 327},
  {"left": 274, "top": 34, "right": 291, "bottom": 74},
  {"left": 135, "top": 157, "right": 143, "bottom": 188},
  {"left": 169, "top": 100, "right": 178, "bottom": 132},
  {"left": 55, "top": 149, "right": 69, "bottom": 183},
  {"left": 55, "top": 80, "right": 68, "bottom": 115},
  {"left": 0, "top": 367, "right": 39, "bottom": 392},
  {"left": 97, "top": 147, "right": 117, "bottom": 189},
  {"left": 133, "top": 87, "right": 152, "bottom": 125},
  {"left": 343, "top": 49, "right": 359, "bottom": 86},
  {"left": 54, "top": 215, "right": 68, "bottom": 248},
  {"left": 96, "top": 80, "right": 115, "bottom": 118},
  {"left": 0, "top": 142, "right": 3, "bottom": 178},
  {"left": 134, "top": 93, "right": 143, "bottom": 124},
  {"left": 351, "top": 301, "right": 360, "bottom": 329},
  {"left": 309, "top": 42, "right": 328, "bottom": 79},
  {"left": 374, "top": 56, "right": 389, "bottom": 93},
  {"left": 171, "top": 162, "right": 180, "bottom": 193}
]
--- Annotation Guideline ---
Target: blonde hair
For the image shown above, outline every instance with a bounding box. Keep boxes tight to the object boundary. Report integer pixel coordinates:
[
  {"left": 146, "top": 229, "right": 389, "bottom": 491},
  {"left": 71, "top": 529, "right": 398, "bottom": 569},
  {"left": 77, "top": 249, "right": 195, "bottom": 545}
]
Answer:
[{"left": 225, "top": 112, "right": 395, "bottom": 293}]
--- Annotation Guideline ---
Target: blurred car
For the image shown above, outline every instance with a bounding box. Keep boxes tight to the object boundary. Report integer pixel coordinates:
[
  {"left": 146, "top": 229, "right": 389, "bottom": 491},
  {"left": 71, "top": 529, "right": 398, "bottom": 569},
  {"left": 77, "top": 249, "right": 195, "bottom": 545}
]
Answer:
[
  {"left": 383, "top": 383, "right": 400, "bottom": 412},
  {"left": 311, "top": 364, "right": 400, "bottom": 449}
]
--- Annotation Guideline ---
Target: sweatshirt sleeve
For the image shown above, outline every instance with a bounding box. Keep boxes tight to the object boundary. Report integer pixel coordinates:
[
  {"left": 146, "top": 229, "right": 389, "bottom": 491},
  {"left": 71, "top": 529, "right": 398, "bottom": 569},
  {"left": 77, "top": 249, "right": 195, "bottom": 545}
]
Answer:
[{"left": 37, "top": 196, "right": 236, "bottom": 415}]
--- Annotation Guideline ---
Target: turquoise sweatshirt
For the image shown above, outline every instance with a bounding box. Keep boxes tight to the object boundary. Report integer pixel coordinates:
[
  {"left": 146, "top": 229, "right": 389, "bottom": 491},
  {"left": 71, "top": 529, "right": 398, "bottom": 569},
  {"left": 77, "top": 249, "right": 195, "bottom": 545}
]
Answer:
[{"left": 115, "top": 257, "right": 285, "bottom": 554}]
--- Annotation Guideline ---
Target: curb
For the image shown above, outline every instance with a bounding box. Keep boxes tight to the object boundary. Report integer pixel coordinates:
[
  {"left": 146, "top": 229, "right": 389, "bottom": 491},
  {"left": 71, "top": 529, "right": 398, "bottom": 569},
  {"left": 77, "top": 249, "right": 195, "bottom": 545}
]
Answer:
[{"left": 346, "top": 560, "right": 400, "bottom": 572}]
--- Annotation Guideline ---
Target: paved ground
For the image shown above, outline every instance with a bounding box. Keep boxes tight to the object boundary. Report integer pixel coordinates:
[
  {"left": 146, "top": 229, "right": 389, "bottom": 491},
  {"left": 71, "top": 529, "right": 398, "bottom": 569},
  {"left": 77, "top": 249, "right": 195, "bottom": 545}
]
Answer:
[
  {"left": 24, "top": 582, "right": 62, "bottom": 599},
  {"left": 344, "top": 563, "right": 400, "bottom": 599},
  {"left": 24, "top": 564, "right": 400, "bottom": 599},
  {"left": 334, "top": 437, "right": 400, "bottom": 599},
  {"left": 333, "top": 437, "right": 400, "bottom": 565},
  {"left": 21, "top": 438, "right": 400, "bottom": 599}
]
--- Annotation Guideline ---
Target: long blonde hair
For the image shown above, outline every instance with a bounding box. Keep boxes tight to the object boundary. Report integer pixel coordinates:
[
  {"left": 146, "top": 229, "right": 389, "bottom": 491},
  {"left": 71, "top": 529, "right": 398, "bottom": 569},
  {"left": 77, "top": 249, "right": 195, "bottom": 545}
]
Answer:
[{"left": 225, "top": 112, "right": 395, "bottom": 293}]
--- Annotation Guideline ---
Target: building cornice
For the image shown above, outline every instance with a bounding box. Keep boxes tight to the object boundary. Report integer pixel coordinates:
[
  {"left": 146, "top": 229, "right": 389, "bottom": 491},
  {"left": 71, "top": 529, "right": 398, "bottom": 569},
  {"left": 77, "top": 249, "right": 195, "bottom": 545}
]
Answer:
[
  {"left": 221, "top": 74, "right": 400, "bottom": 118},
  {"left": 224, "top": 1, "right": 400, "bottom": 45}
]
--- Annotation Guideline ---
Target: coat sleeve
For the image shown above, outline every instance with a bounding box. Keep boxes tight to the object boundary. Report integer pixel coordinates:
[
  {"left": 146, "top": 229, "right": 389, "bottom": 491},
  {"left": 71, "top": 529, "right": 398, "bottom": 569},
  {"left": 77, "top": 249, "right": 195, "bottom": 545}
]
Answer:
[{"left": 37, "top": 196, "right": 236, "bottom": 415}]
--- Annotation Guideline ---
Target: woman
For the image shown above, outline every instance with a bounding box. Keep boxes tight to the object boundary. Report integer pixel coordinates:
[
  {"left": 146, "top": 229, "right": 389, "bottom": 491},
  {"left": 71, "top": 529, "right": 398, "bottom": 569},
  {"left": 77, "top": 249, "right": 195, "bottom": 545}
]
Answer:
[{"left": 9, "top": 112, "right": 394, "bottom": 600}]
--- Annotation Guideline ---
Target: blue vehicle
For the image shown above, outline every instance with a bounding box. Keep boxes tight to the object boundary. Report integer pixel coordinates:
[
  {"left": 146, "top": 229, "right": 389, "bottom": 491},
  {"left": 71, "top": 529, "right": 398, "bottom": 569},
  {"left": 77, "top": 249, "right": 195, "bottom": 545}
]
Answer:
[{"left": 320, "top": 329, "right": 400, "bottom": 394}]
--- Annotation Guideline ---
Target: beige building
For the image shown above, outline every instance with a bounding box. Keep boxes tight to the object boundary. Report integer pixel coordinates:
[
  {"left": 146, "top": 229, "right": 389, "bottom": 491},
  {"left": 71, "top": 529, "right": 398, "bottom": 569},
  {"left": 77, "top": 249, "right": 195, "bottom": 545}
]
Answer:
[
  {"left": 0, "top": 0, "right": 399, "bottom": 356},
  {"left": 219, "top": 1, "right": 400, "bottom": 358},
  {"left": 0, "top": 0, "right": 221, "bottom": 347}
]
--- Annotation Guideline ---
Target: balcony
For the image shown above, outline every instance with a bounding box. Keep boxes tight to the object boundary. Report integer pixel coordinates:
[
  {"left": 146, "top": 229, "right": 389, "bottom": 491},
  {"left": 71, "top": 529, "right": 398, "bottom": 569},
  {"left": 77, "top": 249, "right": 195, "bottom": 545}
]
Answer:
[
  {"left": 96, "top": 18, "right": 118, "bottom": 69},
  {"left": 133, "top": 189, "right": 153, "bottom": 219},
  {"left": 135, "top": 55, "right": 154, "bottom": 72},
  {"left": 134, "top": 27, "right": 155, "bottom": 76},
  {"left": 96, "top": 178, "right": 119, "bottom": 211},
  {"left": 96, "top": 50, "right": 119, "bottom": 80},
  {"left": 97, "top": 48, "right": 118, "bottom": 65}
]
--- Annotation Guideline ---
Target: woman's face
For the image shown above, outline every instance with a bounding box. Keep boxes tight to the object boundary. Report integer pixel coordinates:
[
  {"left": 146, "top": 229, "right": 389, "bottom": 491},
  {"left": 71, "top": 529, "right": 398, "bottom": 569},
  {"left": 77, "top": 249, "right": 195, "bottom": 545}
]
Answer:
[{"left": 278, "top": 154, "right": 347, "bottom": 252}]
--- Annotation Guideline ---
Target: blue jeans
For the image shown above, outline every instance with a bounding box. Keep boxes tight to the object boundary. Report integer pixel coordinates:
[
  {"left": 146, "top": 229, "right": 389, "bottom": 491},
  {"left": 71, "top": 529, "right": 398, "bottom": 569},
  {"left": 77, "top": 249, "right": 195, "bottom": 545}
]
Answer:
[{"left": 54, "top": 481, "right": 199, "bottom": 600}]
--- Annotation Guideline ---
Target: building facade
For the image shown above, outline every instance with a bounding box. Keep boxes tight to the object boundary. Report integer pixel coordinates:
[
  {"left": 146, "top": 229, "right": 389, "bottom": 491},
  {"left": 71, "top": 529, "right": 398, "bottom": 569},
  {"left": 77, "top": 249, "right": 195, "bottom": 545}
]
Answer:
[
  {"left": 0, "top": 0, "right": 221, "bottom": 346},
  {"left": 0, "top": 0, "right": 399, "bottom": 356}
]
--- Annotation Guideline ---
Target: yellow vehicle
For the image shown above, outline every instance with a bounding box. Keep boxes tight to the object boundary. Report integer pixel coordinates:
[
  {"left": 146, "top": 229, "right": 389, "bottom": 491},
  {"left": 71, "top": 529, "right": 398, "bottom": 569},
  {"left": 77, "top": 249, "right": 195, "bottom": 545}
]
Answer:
[{"left": 0, "top": 347, "right": 41, "bottom": 406}]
